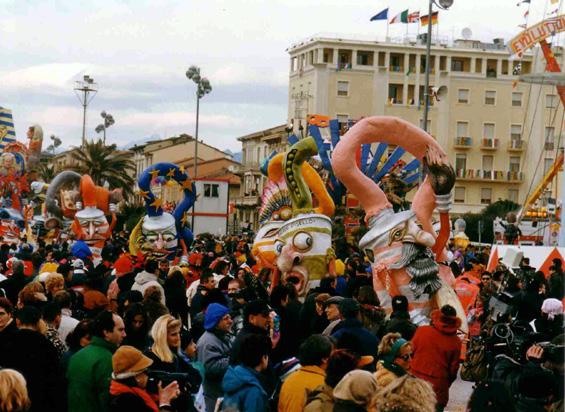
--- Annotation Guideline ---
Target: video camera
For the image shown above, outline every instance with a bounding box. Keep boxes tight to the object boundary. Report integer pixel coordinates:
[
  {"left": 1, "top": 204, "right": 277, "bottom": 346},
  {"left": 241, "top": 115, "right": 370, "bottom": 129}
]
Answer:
[{"left": 146, "top": 370, "right": 193, "bottom": 394}]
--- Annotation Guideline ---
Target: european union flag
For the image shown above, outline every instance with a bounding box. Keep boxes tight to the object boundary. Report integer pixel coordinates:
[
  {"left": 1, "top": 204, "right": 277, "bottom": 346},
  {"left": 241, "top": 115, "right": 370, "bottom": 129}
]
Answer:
[{"left": 370, "top": 8, "right": 388, "bottom": 21}]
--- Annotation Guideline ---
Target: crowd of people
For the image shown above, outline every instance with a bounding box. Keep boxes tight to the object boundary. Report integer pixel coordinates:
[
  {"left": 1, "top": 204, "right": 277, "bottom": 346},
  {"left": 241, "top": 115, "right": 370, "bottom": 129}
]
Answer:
[{"left": 0, "top": 230, "right": 561, "bottom": 412}]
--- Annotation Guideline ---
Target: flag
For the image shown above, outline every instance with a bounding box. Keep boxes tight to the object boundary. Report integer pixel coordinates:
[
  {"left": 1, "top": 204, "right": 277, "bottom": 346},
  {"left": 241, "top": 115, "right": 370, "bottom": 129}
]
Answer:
[
  {"left": 518, "top": 23, "right": 527, "bottom": 28},
  {"left": 370, "top": 8, "right": 389, "bottom": 21},
  {"left": 524, "top": 10, "right": 529, "bottom": 18},
  {"left": 549, "top": 8, "right": 559, "bottom": 14},
  {"left": 0, "top": 107, "right": 16, "bottom": 152},
  {"left": 408, "top": 11, "right": 420, "bottom": 23},
  {"left": 390, "top": 9, "right": 409, "bottom": 24},
  {"left": 421, "top": 11, "right": 438, "bottom": 26},
  {"left": 516, "top": 0, "right": 530, "bottom": 5},
  {"left": 551, "top": 0, "right": 559, "bottom": 4}
]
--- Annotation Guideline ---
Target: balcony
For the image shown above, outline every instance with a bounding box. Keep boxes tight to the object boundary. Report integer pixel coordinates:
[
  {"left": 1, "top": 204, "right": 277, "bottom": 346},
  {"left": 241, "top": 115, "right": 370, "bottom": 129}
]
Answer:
[
  {"left": 481, "top": 138, "right": 499, "bottom": 150},
  {"left": 455, "top": 169, "right": 523, "bottom": 183},
  {"left": 454, "top": 137, "right": 473, "bottom": 149},
  {"left": 508, "top": 139, "right": 525, "bottom": 152}
]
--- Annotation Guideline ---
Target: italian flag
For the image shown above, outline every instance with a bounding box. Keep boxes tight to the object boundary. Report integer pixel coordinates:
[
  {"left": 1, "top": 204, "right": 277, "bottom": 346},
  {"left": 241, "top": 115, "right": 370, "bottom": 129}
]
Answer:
[{"left": 390, "top": 9, "right": 409, "bottom": 24}]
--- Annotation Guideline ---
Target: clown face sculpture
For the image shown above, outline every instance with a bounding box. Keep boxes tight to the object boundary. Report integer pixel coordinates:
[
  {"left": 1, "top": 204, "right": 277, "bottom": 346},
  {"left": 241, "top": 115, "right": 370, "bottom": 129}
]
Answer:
[
  {"left": 74, "top": 206, "right": 111, "bottom": 249},
  {"left": 139, "top": 213, "right": 179, "bottom": 260},
  {"left": 275, "top": 214, "right": 334, "bottom": 295},
  {"left": 271, "top": 137, "right": 335, "bottom": 296},
  {"left": 332, "top": 116, "right": 466, "bottom": 327},
  {"left": 130, "top": 162, "right": 195, "bottom": 263}
]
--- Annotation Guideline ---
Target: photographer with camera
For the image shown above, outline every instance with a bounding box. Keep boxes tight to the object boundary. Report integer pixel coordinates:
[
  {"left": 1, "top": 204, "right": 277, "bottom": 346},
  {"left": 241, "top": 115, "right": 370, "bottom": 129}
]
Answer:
[
  {"left": 491, "top": 334, "right": 564, "bottom": 412},
  {"left": 145, "top": 315, "right": 202, "bottom": 412},
  {"left": 110, "top": 345, "right": 180, "bottom": 411}
]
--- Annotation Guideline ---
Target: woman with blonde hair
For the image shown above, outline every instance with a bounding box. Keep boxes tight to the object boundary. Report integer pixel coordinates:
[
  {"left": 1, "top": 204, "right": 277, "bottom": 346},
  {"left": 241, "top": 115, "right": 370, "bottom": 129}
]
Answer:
[
  {"left": 0, "top": 369, "right": 31, "bottom": 412},
  {"left": 375, "top": 332, "right": 412, "bottom": 387},
  {"left": 145, "top": 315, "right": 201, "bottom": 411},
  {"left": 369, "top": 374, "right": 436, "bottom": 412},
  {"left": 44, "top": 273, "right": 65, "bottom": 298}
]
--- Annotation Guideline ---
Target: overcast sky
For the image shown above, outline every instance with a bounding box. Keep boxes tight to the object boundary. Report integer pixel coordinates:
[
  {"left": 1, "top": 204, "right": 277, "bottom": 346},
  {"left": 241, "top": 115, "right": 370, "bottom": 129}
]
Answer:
[{"left": 0, "top": 0, "right": 560, "bottom": 152}]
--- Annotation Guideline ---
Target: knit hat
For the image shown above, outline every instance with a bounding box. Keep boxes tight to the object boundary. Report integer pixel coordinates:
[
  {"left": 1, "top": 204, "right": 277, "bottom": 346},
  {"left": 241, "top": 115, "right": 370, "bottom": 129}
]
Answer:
[
  {"left": 541, "top": 298, "right": 563, "bottom": 321},
  {"left": 204, "top": 303, "right": 230, "bottom": 330},
  {"left": 333, "top": 370, "right": 378, "bottom": 405},
  {"left": 339, "top": 298, "right": 360, "bottom": 319},
  {"left": 112, "top": 345, "right": 153, "bottom": 379}
]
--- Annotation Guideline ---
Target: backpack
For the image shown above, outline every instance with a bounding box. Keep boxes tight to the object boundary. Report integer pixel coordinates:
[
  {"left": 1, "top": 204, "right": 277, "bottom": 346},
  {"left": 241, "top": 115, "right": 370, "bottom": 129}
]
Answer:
[{"left": 460, "top": 337, "right": 488, "bottom": 382}]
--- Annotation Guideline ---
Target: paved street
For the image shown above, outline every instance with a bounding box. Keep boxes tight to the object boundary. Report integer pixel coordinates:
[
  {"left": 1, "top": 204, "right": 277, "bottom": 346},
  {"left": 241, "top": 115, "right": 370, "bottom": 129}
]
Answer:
[{"left": 446, "top": 373, "right": 475, "bottom": 412}]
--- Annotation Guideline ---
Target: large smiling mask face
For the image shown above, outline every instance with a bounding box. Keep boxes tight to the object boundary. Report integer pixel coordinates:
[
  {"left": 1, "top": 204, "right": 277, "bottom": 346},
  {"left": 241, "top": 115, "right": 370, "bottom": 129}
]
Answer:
[
  {"left": 140, "top": 213, "right": 178, "bottom": 261},
  {"left": 274, "top": 214, "right": 333, "bottom": 296}
]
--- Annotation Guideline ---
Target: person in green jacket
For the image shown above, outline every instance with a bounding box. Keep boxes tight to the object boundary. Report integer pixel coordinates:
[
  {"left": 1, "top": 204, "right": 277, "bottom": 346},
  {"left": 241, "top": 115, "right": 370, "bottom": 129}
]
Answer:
[{"left": 67, "top": 310, "right": 126, "bottom": 412}]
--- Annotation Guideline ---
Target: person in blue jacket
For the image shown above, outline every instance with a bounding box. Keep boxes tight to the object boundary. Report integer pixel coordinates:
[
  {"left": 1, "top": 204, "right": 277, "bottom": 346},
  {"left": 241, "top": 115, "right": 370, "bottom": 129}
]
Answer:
[{"left": 222, "top": 333, "right": 271, "bottom": 411}]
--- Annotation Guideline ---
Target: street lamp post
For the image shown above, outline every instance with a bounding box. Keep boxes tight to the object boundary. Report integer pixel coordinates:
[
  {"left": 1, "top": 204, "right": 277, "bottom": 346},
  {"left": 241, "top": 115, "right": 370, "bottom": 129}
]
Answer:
[
  {"left": 74, "top": 75, "right": 98, "bottom": 147},
  {"left": 186, "top": 65, "right": 212, "bottom": 230},
  {"left": 422, "top": 0, "right": 453, "bottom": 135}
]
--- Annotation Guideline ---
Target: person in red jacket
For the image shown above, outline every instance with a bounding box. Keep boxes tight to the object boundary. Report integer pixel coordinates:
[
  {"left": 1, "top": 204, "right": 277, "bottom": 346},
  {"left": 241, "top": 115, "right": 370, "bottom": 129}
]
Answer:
[{"left": 410, "top": 304, "right": 462, "bottom": 411}]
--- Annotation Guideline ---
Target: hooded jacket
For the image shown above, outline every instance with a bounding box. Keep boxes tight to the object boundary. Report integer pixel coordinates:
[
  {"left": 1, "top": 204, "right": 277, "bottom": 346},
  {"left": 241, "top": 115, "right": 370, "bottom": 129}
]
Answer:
[
  {"left": 131, "top": 270, "right": 165, "bottom": 305},
  {"left": 222, "top": 365, "right": 269, "bottom": 411},
  {"left": 411, "top": 310, "right": 462, "bottom": 407}
]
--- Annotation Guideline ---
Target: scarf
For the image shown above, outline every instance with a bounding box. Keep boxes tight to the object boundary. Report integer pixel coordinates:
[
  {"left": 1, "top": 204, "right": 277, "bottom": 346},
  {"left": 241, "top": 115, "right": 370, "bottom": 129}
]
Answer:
[
  {"left": 109, "top": 380, "right": 159, "bottom": 412},
  {"left": 381, "top": 360, "right": 407, "bottom": 378}
]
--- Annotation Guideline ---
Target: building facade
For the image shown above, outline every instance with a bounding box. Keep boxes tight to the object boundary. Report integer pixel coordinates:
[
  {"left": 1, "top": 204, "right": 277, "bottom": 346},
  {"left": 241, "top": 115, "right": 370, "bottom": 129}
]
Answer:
[{"left": 287, "top": 34, "right": 564, "bottom": 214}]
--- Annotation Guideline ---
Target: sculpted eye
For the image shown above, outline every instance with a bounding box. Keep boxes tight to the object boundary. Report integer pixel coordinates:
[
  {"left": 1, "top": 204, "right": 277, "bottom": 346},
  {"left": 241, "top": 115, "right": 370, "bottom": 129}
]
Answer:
[
  {"left": 391, "top": 228, "right": 404, "bottom": 241},
  {"left": 293, "top": 231, "right": 313, "bottom": 251},
  {"left": 274, "top": 240, "right": 284, "bottom": 255},
  {"left": 264, "top": 228, "right": 279, "bottom": 238}
]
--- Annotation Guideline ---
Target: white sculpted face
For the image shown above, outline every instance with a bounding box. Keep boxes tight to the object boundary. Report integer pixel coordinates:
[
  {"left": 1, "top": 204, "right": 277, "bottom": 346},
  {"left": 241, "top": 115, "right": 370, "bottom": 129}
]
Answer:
[
  {"left": 274, "top": 214, "right": 333, "bottom": 296},
  {"left": 141, "top": 214, "right": 178, "bottom": 260}
]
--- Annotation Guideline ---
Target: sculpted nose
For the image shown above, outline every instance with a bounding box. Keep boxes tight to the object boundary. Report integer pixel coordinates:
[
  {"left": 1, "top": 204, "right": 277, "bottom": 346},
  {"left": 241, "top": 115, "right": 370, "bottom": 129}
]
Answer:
[{"left": 293, "top": 256, "right": 302, "bottom": 266}]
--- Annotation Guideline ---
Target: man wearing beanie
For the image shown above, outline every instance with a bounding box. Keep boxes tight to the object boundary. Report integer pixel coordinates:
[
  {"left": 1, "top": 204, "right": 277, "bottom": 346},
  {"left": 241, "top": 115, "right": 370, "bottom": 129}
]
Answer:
[
  {"left": 380, "top": 295, "right": 417, "bottom": 340},
  {"left": 230, "top": 299, "right": 271, "bottom": 365},
  {"left": 196, "top": 303, "right": 233, "bottom": 412}
]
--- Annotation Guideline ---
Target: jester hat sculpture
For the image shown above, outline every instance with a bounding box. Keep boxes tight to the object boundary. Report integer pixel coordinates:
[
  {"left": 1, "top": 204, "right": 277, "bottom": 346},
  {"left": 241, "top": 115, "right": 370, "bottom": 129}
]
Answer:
[
  {"left": 70, "top": 175, "right": 118, "bottom": 252},
  {"left": 332, "top": 116, "right": 466, "bottom": 327},
  {"left": 129, "top": 162, "right": 195, "bottom": 262},
  {"left": 274, "top": 137, "right": 335, "bottom": 296}
]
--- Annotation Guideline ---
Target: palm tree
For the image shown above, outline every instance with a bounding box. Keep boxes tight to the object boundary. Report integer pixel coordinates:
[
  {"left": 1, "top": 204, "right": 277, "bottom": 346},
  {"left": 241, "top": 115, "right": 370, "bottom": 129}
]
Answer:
[
  {"left": 71, "top": 139, "right": 136, "bottom": 199},
  {"left": 38, "top": 162, "right": 58, "bottom": 183}
]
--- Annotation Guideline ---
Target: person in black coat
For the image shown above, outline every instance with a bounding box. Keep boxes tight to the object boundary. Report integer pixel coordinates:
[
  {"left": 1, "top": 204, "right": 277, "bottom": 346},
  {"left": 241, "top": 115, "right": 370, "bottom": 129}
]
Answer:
[
  {"left": 0, "top": 297, "right": 18, "bottom": 352},
  {"left": 0, "top": 306, "right": 64, "bottom": 412},
  {"left": 0, "top": 260, "right": 29, "bottom": 306},
  {"left": 144, "top": 315, "right": 201, "bottom": 412},
  {"left": 230, "top": 299, "right": 272, "bottom": 365},
  {"left": 378, "top": 295, "right": 418, "bottom": 341},
  {"left": 164, "top": 269, "right": 188, "bottom": 325}
]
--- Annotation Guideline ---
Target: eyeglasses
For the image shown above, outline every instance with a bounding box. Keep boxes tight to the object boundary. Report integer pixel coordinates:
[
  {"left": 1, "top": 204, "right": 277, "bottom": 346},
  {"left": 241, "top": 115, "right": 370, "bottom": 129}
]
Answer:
[{"left": 398, "top": 353, "right": 413, "bottom": 361}]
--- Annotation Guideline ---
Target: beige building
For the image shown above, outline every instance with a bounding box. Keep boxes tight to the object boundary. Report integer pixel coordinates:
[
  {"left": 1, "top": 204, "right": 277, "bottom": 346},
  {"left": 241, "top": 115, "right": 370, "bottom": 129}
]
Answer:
[
  {"left": 234, "top": 124, "right": 288, "bottom": 231},
  {"left": 287, "top": 34, "right": 564, "bottom": 214}
]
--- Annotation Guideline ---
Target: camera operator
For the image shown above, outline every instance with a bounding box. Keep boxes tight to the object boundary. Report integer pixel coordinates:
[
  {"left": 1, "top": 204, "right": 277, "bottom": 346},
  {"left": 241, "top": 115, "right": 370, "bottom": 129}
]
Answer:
[
  {"left": 491, "top": 334, "right": 564, "bottom": 412},
  {"left": 145, "top": 315, "right": 202, "bottom": 412},
  {"left": 110, "top": 345, "right": 180, "bottom": 412}
]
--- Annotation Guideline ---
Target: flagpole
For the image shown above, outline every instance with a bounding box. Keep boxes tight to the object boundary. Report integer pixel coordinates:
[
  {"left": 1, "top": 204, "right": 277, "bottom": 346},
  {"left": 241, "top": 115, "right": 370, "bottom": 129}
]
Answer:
[{"left": 386, "top": 18, "right": 390, "bottom": 41}]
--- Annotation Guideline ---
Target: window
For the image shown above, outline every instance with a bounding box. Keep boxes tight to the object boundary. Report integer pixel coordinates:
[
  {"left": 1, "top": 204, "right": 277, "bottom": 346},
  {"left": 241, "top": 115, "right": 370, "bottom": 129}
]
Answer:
[
  {"left": 337, "top": 81, "right": 349, "bottom": 97},
  {"left": 481, "top": 188, "right": 492, "bottom": 204},
  {"left": 454, "top": 187, "right": 466, "bottom": 203},
  {"left": 323, "top": 48, "right": 334, "bottom": 63},
  {"left": 204, "top": 183, "right": 219, "bottom": 198},
  {"left": 458, "top": 89, "right": 469, "bottom": 104},
  {"left": 483, "top": 155, "right": 493, "bottom": 171},
  {"left": 545, "top": 127, "right": 555, "bottom": 150},
  {"left": 509, "top": 156, "right": 521, "bottom": 173},
  {"left": 455, "top": 153, "right": 467, "bottom": 171},
  {"left": 546, "top": 94, "right": 558, "bottom": 109},
  {"left": 451, "top": 59, "right": 464, "bottom": 71},
  {"left": 357, "top": 51, "right": 373, "bottom": 66},
  {"left": 485, "top": 90, "right": 496, "bottom": 105},
  {"left": 511, "top": 124, "right": 522, "bottom": 141},
  {"left": 337, "top": 114, "right": 349, "bottom": 131},
  {"left": 512, "top": 92, "right": 522, "bottom": 107},
  {"left": 544, "top": 158, "right": 554, "bottom": 175},
  {"left": 483, "top": 123, "right": 495, "bottom": 139},
  {"left": 388, "top": 84, "right": 403, "bottom": 104},
  {"left": 256, "top": 146, "right": 261, "bottom": 163},
  {"left": 508, "top": 189, "right": 519, "bottom": 203},
  {"left": 456, "top": 122, "right": 469, "bottom": 137}
]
